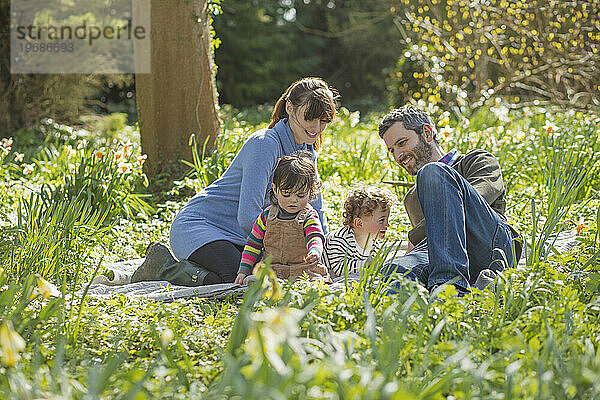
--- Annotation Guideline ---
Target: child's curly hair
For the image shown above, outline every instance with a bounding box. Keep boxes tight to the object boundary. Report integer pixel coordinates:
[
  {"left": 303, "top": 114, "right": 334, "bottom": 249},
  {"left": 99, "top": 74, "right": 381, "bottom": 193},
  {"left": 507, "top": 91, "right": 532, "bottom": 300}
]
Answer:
[{"left": 342, "top": 186, "right": 396, "bottom": 227}]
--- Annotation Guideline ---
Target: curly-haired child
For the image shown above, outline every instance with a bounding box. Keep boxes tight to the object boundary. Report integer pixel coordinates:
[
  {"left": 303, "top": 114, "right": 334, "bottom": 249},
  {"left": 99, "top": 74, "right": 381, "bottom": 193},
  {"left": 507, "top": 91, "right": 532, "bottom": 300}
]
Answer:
[
  {"left": 234, "top": 151, "right": 331, "bottom": 284},
  {"left": 323, "top": 186, "right": 396, "bottom": 278}
]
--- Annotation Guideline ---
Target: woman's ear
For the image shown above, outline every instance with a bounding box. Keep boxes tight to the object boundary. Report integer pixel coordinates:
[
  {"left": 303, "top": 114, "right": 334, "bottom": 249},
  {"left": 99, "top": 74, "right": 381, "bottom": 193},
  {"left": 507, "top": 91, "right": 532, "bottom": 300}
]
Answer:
[
  {"left": 352, "top": 217, "right": 363, "bottom": 229},
  {"left": 285, "top": 101, "right": 294, "bottom": 116},
  {"left": 271, "top": 183, "right": 276, "bottom": 193}
]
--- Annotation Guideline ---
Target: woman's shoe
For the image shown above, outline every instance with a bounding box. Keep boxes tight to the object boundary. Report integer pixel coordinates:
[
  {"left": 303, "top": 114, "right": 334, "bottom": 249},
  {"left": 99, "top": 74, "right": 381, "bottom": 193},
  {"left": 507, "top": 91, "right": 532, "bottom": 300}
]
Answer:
[{"left": 131, "top": 242, "right": 177, "bottom": 283}]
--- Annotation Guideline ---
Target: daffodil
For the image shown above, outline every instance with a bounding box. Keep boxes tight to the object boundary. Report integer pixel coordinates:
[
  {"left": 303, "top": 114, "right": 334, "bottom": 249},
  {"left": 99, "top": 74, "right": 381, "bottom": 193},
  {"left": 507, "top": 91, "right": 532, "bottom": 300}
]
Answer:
[
  {"left": 253, "top": 262, "right": 283, "bottom": 301},
  {"left": 0, "top": 320, "right": 26, "bottom": 367},
  {"left": 0, "top": 137, "right": 13, "bottom": 150},
  {"left": 263, "top": 272, "right": 283, "bottom": 301},
  {"left": 160, "top": 328, "right": 174, "bottom": 348},
  {"left": 577, "top": 217, "right": 585, "bottom": 235},
  {"left": 36, "top": 274, "right": 61, "bottom": 299},
  {"left": 22, "top": 163, "right": 34, "bottom": 175},
  {"left": 440, "top": 126, "right": 453, "bottom": 138},
  {"left": 543, "top": 121, "right": 557, "bottom": 134},
  {"left": 29, "top": 275, "right": 61, "bottom": 301},
  {"left": 118, "top": 162, "right": 131, "bottom": 174},
  {"left": 514, "top": 130, "right": 526, "bottom": 141},
  {"left": 245, "top": 307, "right": 303, "bottom": 374}
]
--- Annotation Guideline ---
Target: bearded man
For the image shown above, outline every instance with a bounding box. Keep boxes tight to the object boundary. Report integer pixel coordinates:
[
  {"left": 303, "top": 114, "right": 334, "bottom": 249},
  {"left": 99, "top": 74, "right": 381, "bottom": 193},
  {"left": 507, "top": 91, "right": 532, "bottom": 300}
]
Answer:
[{"left": 379, "top": 105, "right": 521, "bottom": 294}]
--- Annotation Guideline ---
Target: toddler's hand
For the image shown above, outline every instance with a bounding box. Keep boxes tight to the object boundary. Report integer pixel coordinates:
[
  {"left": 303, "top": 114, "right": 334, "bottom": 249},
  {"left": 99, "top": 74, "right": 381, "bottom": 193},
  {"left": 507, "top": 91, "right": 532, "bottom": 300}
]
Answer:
[
  {"left": 304, "top": 250, "right": 320, "bottom": 267},
  {"left": 234, "top": 273, "right": 247, "bottom": 285}
]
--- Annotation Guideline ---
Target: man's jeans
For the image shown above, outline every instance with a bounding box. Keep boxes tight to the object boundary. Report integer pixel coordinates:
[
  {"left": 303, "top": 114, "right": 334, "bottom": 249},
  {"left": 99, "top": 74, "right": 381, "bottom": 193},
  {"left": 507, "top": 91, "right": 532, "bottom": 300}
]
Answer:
[{"left": 388, "top": 162, "right": 515, "bottom": 292}]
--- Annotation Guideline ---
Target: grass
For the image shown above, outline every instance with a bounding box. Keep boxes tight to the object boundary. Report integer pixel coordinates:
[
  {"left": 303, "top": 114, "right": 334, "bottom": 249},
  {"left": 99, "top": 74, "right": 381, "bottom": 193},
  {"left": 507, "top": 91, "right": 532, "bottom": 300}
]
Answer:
[{"left": 0, "top": 103, "right": 599, "bottom": 398}]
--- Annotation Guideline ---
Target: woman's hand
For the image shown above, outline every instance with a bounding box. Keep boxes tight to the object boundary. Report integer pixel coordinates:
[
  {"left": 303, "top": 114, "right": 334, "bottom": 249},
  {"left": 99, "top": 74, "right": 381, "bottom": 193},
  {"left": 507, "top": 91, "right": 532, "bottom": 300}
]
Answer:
[
  {"left": 304, "top": 249, "right": 320, "bottom": 267},
  {"left": 234, "top": 273, "right": 247, "bottom": 285}
]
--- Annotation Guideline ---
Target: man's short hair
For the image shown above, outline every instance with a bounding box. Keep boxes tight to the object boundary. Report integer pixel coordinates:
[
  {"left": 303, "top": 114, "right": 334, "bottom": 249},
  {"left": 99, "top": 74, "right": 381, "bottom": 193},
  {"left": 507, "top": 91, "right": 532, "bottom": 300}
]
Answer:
[{"left": 378, "top": 105, "right": 438, "bottom": 141}]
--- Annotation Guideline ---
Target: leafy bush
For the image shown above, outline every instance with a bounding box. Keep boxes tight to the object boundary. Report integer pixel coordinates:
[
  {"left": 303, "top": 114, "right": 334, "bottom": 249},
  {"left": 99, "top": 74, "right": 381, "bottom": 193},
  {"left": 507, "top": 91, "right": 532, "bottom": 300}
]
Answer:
[
  {"left": 2, "top": 185, "right": 110, "bottom": 284},
  {"left": 31, "top": 132, "right": 152, "bottom": 222},
  {"left": 388, "top": 0, "right": 600, "bottom": 110}
]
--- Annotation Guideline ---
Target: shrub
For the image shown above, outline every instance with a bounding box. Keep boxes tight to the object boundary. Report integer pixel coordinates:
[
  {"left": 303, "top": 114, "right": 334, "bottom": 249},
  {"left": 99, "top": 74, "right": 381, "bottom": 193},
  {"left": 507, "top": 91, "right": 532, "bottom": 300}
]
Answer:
[{"left": 388, "top": 0, "right": 600, "bottom": 110}]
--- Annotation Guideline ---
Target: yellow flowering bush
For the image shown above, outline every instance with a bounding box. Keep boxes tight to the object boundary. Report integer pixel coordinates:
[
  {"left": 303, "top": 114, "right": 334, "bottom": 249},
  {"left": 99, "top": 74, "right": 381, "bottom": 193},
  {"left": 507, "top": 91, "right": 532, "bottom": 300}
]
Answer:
[{"left": 389, "top": 0, "right": 600, "bottom": 109}]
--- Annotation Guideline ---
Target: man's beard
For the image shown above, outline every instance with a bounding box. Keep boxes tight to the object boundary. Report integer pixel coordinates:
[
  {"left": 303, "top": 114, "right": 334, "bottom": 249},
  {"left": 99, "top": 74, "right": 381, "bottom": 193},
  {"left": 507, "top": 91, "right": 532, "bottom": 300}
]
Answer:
[{"left": 406, "top": 134, "right": 433, "bottom": 175}]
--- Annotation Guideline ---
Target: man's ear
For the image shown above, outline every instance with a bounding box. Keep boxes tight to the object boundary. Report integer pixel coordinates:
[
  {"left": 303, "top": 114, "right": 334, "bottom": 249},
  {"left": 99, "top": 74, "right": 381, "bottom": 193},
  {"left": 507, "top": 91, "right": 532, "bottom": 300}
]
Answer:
[
  {"left": 422, "top": 124, "right": 435, "bottom": 142},
  {"left": 352, "top": 217, "right": 363, "bottom": 229},
  {"left": 271, "top": 183, "right": 276, "bottom": 193}
]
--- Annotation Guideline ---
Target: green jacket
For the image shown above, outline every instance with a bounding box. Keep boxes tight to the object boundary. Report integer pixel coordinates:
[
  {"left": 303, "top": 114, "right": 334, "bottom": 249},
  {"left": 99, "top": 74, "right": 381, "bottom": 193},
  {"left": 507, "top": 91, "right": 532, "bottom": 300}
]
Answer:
[{"left": 404, "top": 149, "right": 508, "bottom": 246}]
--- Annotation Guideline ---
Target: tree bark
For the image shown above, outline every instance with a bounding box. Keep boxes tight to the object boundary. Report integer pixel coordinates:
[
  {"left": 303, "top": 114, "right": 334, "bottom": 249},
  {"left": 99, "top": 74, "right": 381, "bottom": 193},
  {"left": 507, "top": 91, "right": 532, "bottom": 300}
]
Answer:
[{"left": 135, "top": 0, "right": 220, "bottom": 176}]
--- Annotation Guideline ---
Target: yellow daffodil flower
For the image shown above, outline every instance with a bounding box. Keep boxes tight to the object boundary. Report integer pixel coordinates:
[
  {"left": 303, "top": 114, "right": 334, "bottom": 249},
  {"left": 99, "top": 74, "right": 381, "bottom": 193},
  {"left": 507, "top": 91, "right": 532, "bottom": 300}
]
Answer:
[{"left": 0, "top": 321, "right": 26, "bottom": 367}]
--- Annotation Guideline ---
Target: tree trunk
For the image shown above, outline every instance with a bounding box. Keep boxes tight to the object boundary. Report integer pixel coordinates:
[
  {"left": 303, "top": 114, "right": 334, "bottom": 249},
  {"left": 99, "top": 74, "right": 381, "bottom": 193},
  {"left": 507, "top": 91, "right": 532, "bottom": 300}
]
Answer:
[{"left": 135, "top": 0, "right": 220, "bottom": 176}]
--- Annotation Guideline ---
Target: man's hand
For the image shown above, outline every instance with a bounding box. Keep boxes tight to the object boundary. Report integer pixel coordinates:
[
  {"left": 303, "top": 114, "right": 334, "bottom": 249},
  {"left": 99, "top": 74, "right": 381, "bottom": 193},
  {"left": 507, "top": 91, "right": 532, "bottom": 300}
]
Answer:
[
  {"left": 405, "top": 240, "right": 415, "bottom": 255},
  {"left": 304, "top": 249, "right": 320, "bottom": 267},
  {"left": 234, "top": 273, "right": 247, "bottom": 285}
]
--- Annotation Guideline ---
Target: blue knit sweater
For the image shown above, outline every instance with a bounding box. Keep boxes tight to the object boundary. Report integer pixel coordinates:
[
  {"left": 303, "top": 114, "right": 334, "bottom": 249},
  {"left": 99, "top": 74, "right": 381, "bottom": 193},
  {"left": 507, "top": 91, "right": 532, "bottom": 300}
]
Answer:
[{"left": 169, "top": 118, "right": 328, "bottom": 260}]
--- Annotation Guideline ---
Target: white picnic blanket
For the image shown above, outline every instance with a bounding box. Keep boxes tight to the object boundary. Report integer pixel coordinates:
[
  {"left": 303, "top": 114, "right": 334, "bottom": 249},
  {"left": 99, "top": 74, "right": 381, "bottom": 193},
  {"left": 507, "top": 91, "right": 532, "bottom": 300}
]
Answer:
[
  {"left": 81, "top": 258, "right": 247, "bottom": 301},
  {"left": 81, "top": 230, "right": 579, "bottom": 301}
]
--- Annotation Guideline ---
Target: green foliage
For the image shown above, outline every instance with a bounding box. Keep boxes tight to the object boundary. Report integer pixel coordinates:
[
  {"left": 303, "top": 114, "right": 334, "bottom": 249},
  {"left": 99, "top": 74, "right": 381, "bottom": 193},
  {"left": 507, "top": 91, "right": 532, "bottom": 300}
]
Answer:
[
  {"left": 355, "top": 240, "right": 404, "bottom": 307},
  {"left": 0, "top": 0, "right": 136, "bottom": 133},
  {"left": 31, "top": 124, "right": 153, "bottom": 222},
  {"left": 183, "top": 130, "right": 245, "bottom": 191},
  {"left": 208, "top": 261, "right": 600, "bottom": 399},
  {"left": 1, "top": 106, "right": 600, "bottom": 398},
  {"left": 83, "top": 112, "right": 129, "bottom": 139},
  {"left": 214, "top": 1, "right": 600, "bottom": 113},
  {"left": 4, "top": 186, "right": 110, "bottom": 282},
  {"left": 213, "top": 0, "right": 325, "bottom": 107},
  {"left": 388, "top": 0, "right": 600, "bottom": 110},
  {"left": 0, "top": 270, "right": 62, "bottom": 346},
  {"left": 213, "top": 0, "right": 401, "bottom": 110},
  {"left": 319, "top": 108, "right": 393, "bottom": 185},
  {"left": 0, "top": 119, "right": 152, "bottom": 288},
  {"left": 526, "top": 133, "right": 597, "bottom": 266}
]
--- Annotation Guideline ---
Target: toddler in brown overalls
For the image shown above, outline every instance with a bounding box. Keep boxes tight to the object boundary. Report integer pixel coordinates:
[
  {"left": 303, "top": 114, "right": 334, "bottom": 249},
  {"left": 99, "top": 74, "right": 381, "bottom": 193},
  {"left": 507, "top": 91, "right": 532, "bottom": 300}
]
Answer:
[{"left": 234, "top": 152, "right": 331, "bottom": 284}]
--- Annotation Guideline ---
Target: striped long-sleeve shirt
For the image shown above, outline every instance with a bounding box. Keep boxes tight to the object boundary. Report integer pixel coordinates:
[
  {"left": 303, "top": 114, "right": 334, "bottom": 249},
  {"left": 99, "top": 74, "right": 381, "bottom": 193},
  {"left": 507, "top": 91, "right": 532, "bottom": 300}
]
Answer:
[
  {"left": 323, "top": 226, "right": 375, "bottom": 277},
  {"left": 238, "top": 205, "right": 324, "bottom": 275}
]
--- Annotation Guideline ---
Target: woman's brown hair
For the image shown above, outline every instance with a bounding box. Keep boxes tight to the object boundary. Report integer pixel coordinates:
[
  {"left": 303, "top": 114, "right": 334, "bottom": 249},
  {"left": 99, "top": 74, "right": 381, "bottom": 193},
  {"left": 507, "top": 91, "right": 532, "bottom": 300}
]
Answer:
[{"left": 269, "top": 77, "right": 338, "bottom": 151}]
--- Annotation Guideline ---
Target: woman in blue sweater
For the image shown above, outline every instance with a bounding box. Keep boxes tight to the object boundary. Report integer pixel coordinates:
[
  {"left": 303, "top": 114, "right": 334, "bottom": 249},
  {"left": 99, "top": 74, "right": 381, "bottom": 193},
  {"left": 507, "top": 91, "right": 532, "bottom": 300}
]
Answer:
[{"left": 130, "top": 77, "right": 338, "bottom": 286}]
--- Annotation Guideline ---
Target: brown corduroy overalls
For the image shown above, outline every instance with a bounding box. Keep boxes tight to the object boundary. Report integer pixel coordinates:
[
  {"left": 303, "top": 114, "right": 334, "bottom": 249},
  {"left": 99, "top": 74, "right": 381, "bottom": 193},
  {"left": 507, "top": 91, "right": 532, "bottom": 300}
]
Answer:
[{"left": 259, "top": 204, "right": 331, "bottom": 283}]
